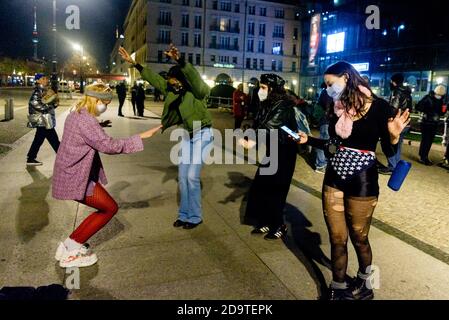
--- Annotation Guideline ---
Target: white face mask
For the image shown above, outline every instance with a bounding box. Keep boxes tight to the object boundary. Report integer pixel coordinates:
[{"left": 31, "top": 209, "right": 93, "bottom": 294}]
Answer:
[
  {"left": 258, "top": 88, "right": 268, "bottom": 102},
  {"left": 326, "top": 83, "right": 346, "bottom": 101},
  {"left": 435, "top": 95, "right": 442, "bottom": 100},
  {"left": 96, "top": 103, "right": 107, "bottom": 115}
]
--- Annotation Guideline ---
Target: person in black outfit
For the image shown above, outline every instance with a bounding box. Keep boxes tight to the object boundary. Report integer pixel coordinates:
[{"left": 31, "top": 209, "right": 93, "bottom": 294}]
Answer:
[
  {"left": 26, "top": 73, "right": 60, "bottom": 166},
  {"left": 131, "top": 82, "right": 138, "bottom": 116},
  {"left": 295, "top": 62, "right": 410, "bottom": 300},
  {"left": 136, "top": 83, "right": 146, "bottom": 117},
  {"left": 116, "top": 81, "right": 127, "bottom": 117},
  {"left": 242, "top": 74, "right": 298, "bottom": 241},
  {"left": 379, "top": 73, "right": 413, "bottom": 174},
  {"left": 416, "top": 85, "right": 447, "bottom": 165}
]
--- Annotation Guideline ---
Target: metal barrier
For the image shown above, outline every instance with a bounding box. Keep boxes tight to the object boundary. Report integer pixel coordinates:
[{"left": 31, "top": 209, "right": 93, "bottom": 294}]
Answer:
[
  {"left": 4, "top": 98, "right": 14, "bottom": 121},
  {"left": 207, "top": 96, "right": 233, "bottom": 110}
]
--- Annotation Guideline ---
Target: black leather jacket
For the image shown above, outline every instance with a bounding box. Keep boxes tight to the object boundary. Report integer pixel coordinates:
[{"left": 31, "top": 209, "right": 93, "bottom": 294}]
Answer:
[
  {"left": 255, "top": 98, "right": 297, "bottom": 145},
  {"left": 416, "top": 93, "right": 445, "bottom": 124},
  {"left": 389, "top": 85, "right": 412, "bottom": 111}
]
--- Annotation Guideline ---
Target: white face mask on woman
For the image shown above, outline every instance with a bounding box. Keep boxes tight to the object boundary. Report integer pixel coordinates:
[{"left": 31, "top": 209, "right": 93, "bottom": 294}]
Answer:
[
  {"left": 96, "top": 103, "right": 108, "bottom": 115},
  {"left": 258, "top": 88, "right": 269, "bottom": 102},
  {"left": 326, "top": 83, "right": 346, "bottom": 101}
]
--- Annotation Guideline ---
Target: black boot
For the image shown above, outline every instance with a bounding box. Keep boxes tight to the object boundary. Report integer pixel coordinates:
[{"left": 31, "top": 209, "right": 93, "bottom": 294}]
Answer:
[
  {"left": 351, "top": 277, "right": 374, "bottom": 300},
  {"left": 328, "top": 286, "right": 355, "bottom": 301}
]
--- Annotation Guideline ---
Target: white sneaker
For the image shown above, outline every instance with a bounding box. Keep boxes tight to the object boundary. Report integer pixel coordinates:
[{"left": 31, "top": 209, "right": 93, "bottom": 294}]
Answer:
[
  {"left": 55, "top": 242, "right": 91, "bottom": 261},
  {"left": 59, "top": 246, "right": 98, "bottom": 268}
]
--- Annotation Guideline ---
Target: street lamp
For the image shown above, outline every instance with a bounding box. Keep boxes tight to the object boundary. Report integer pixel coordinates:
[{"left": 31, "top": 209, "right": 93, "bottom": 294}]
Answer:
[
  {"left": 397, "top": 24, "right": 405, "bottom": 37},
  {"left": 73, "top": 43, "right": 85, "bottom": 93}
]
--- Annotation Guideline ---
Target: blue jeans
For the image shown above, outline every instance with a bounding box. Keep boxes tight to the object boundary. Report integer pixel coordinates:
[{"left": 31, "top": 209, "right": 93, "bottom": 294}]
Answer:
[
  {"left": 315, "top": 124, "right": 329, "bottom": 169},
  {"left": 387, "top": 127, "right": 409, "bottom": 170},
  {"left": 178, "top": 127, "right": 213, "bottom": 224}
]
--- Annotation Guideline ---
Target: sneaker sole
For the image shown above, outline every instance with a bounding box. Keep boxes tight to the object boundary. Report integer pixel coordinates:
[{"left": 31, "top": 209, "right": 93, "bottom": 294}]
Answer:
[
  {"left": 26, "top": 163, "right": 43, "bottom": 167},
  {"left": 59, "top": 255, "right": 98, "bottom": 268}
]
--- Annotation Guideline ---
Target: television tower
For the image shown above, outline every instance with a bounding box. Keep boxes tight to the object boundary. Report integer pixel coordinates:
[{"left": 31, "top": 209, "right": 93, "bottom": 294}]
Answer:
[{"left": 32, "top": 0, "right": 39, "bottom": 60}]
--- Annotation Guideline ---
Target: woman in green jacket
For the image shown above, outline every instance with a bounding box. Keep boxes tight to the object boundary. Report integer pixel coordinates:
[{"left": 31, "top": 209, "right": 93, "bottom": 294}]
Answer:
[{"left": 119, "top": 45, "right": 213, "bottom": 229}]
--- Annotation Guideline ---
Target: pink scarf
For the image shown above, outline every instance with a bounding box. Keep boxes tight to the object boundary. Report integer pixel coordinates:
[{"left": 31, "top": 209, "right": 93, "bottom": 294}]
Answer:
[{"left": 334, "top": 85, "right": 372, "bottom": 139}]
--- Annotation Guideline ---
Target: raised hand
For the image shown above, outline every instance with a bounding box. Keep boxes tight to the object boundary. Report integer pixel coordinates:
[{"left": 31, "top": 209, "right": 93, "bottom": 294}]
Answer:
[
  {"left": 388, "top": 109, "right": 411, "bottom": 144},
  {"left": 118, "top": 47, "right": 136, "bottom": 65},
  {"left": 164, "top": 44, "right": 180, "bottom": 62}
]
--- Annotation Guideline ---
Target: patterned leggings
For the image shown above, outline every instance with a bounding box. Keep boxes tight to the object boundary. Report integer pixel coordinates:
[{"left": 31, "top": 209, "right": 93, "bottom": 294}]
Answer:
[{"left": 70, "top": 184, "right": 118, "bottom": 244}]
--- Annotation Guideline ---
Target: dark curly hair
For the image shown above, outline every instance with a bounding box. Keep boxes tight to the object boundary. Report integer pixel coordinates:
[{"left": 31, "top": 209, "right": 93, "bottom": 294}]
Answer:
[{"left": 324, "top": 61, "right": 373, "bottom": 117}]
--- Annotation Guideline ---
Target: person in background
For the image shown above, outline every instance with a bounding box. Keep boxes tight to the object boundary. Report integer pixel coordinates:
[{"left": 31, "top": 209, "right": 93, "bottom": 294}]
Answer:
[
  {"left": 116, "top": 81, "right": 127, "bottom": 117},
  {"left": 248, "top": 80, "right": 260, "bottom": 120},
  {"left": 233, "top": 84, "right": 248, "bottom": 129},
  {"left": 416, "top": 85, "right": 447, "bottom": 165},
  {"left": 314, "top": 82, "right": 333, "bottom": 174},
  {"left": 136, "top": 83, "right": 146, "bottom": 117},
  {"left": 131, "top": 82, "right": 138, "bottom": 116},
  {"left": 154, "top": 88, "right": 162, "bottom": 102},
  {"left": 379, "top": 73, "right": 413, "bottom": 174},
  {"left": 26, "top": 73, "right": 60, "bottom": 166}
]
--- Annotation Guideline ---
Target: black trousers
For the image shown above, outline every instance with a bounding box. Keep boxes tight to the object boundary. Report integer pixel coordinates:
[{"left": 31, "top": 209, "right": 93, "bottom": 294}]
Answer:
[
  {"left": 245, "top": 143, "right": 297, "bottom": 229},
  {"left": 131, "top": 99, "right": 137, "bottom": 116},
  {"left": 419, "top": 122, "right": 438, "bottom": 161},
  {"left": 234, "top": 117, "right": 244, "bottom": 130},
  {"left": 27, "top": 127, "right": 60, "bottom": 160},
  {"left": 118, "top": 96, "right": 126, "bottom": 115},
  {"left": 136, "top": 101, "right": 145, "bottom": 117}
]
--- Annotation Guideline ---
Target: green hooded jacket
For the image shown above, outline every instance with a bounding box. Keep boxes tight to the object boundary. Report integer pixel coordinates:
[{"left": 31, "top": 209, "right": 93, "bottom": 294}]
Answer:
[{"left": 136, "top": 61, "right": 212, "bottom": 133}]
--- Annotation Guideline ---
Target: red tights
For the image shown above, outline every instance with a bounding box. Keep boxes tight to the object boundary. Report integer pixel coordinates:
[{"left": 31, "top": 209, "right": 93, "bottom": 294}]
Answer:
[{"left": 70, "top": 184, "right": 118, "bottom": 244}]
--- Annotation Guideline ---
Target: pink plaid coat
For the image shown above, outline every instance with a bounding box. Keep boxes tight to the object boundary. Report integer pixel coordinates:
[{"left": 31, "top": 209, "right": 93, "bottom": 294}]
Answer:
[{"left": 52, "top": 109, "right": 144, "bottom": 200}]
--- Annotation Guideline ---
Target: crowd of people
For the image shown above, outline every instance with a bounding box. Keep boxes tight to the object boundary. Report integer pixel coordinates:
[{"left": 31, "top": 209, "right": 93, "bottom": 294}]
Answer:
[{"left": 25, "top": 42, "right": 447, "bottom": 300}]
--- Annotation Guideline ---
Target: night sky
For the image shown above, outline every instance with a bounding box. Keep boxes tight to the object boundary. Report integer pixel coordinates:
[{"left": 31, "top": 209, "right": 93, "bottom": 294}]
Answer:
[{"left": 0, "top": 0, "right": 131, "bottom": 70}]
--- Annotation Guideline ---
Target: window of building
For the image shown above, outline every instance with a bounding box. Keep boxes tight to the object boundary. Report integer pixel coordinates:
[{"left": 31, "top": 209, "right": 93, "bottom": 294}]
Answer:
[
  {"left": 260, "top": 59, "right": 264, "bottom": 70},
  {"left": 181, "top": 52, "right": 186, "bottom": 61},
  {"left": 247, "top": 38, "right": 254, "bottom": 52},
  {"left": 194, "top": 15, "right": 202, "bottom": 29},
  {"left": 260, "top": 7, "right": 267, "bottom": 16},
  {"left": 278, "top": 60, "right": 283, "bottom": 72},
  {"left": 253, "top": 58, "right": 257, "bottom": 70},
  {"left": 220, "top": 36, "right": 231, "bottom": 49},
  {"left": 258, "top": 40, "right": 265, "bottom": 53},
  {"left": 219, "top": 18, "right": 230, "bottom": 32},
  {"left": 182, "top": 32, "right": 189, "bottom": 46},
  {"left": 234, "top": 20, "right": 240, "bottom": 33},
  {"left": 233, "top": 37, "right": 239, "bottom": 50},
  {"left": 196, "top": 54, "right": 201, "bottom": 65},
  {"left": 248, "top": 5, "right": 255, "bottom": 15},
  {"left": 259, "top": 23, "right": 266, "bottom": 36},
  {"left": 182, "top": 0, "right": 189, "bottom": 5},
  {"left": 232, "top": 57, "right": 238, "bottom": 64},
  {"left": 220, "top": 1, "right": 232, "bottom": 11},
  {"left": 158, "top": 11, "right": 172, "bottom": 26},
  {"left": 271, "top": 59, "right": 276, "bottom": 71},
  {"left": 160, "top": 0, "right": 171, "bottom": 3},
  {"left": 292, "top": 61, "right": 297, "bottom": 72},
  {"left": 246, "top": 58, "right": 251, "bottom": 69},
  {"left": 211, "top": 55, "right": 216, "bottom": 62},
  {"left": 219, "top": 56, "right": 230, "bottom": 63},
  {"left": 213, "top": 1, "right": 218, "bottom": 10},
  {"left": 293, "top": 44, "right": 297, "bottom": 56},
  {"left": 158, "top": 29, "right": 171, "bottom": 44},
  {"left": 273, "top": 25, "right": 284, "bottom": 38},
  {"left": 188, "top": 53, "right": 193, "bottom": 64},
  {"left": 158, "top": 50, "right": 163, "bottom": 62},
  {"left": 194, "top": 33, "right": 202, "bottom": 47},
  {"left": 181, "top": 14, "right": 189, "bottom": 28},
  {"left": 211, "top": 35, "right": 217, "bottom": 46},
  {"left": 293, "top": 28, "right": 298, "bottom": 40},
  {"left": 248, "top": 22, "right": 255, "bottom": 35},
  {"left": 195, "top": 0, "right": 202, "bottom": 8},
  {"left": 272, "top": 42, "right": 283, "bottom": 55},
  {"left": 275, "top": 9, "right": 284, "bottom": 19},
  {"left": 235, "top": 3, "right": 240, "bottom": 13}
]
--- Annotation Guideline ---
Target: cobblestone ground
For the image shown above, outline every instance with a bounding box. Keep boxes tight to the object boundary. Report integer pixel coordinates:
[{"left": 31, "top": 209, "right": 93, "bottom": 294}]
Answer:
[{"left": 145, "top": 101, "right": 449, "bottom": 261}]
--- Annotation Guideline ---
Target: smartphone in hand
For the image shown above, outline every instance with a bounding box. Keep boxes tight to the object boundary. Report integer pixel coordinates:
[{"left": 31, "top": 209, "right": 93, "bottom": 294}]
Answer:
[{"left": 281, "top": 126, "right": 300, "bottom": 141}]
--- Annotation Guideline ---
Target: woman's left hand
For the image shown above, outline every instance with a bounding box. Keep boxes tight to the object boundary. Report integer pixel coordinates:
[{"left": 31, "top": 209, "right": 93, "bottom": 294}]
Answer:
[
  {"left": 388, "top": 109, "right": 411, "bottom": 143},
  {"left": 164, "top": 44, "right": 180, "bottom": 62}
]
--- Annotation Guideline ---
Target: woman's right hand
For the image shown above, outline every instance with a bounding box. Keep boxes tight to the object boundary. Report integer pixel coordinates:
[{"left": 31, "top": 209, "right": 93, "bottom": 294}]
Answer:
[
  {"left": 140, "top": 125, "right": 163, "bottom": 139},
  {"left": 119, "top": 46, "right": 136, "bottom": 65}
]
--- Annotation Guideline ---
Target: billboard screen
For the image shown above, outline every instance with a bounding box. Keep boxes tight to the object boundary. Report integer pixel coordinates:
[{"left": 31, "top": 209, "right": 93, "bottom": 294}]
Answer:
[
  {"left": 308, "top": 14, "right": 321, "bottom": 66},
  {"left": 326, "top": 32, "right": 345, "bottom": 54}
]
